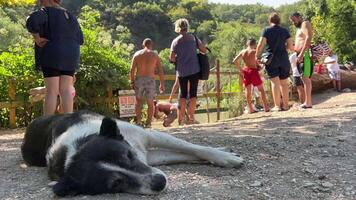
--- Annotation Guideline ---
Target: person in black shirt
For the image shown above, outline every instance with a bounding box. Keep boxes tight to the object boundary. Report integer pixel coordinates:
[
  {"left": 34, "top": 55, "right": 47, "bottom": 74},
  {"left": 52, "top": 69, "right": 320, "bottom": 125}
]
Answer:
[
  {"left": 256, "top": 12, "right": 294, "bottom": 111},
  {"left": 26, "top": 0, "right": 83, "bottom": 116}
]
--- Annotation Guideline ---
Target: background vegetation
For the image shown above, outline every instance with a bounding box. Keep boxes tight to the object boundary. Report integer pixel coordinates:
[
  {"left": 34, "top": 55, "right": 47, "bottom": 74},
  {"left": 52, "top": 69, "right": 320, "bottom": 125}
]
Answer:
[{"left": 0, "top": 0, "right": 355, "bottom": 127}]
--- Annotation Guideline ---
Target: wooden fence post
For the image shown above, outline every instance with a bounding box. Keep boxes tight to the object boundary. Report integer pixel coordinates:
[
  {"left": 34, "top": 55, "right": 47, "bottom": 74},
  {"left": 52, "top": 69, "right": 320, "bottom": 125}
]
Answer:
[
  {"left": 9, "top": 79, "right": 16, "bottom": 128},
  {"left": 216, "top": 59, "right": 221, "bottom": 121}
]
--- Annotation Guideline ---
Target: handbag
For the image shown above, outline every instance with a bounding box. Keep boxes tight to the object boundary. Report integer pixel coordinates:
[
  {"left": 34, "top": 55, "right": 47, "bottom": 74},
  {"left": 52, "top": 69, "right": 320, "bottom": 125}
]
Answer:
[
  {"left": 194, "top": 34, "right": 211, "bottom": 80},
  {"left": 259, "top": 29, "right": 281, "bottom": 65}
]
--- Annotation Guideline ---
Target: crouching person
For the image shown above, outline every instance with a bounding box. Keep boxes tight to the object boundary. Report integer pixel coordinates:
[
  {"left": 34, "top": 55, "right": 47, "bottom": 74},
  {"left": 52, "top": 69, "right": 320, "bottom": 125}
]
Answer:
[{"left": 154, "top": 100, "right": 178, "bottom": 127}]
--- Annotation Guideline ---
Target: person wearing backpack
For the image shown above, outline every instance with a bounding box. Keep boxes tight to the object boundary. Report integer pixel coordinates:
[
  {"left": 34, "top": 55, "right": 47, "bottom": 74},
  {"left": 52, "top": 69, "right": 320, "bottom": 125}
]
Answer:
[{"left": 26, "top": 0, "right": 83, "bottom": 116}]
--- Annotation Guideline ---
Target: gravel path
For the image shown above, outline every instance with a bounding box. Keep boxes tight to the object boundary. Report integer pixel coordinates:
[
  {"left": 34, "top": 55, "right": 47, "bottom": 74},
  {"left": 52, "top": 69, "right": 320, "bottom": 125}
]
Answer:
[{"left": 1, "top": 90, "right": 356, "bottom": 200}]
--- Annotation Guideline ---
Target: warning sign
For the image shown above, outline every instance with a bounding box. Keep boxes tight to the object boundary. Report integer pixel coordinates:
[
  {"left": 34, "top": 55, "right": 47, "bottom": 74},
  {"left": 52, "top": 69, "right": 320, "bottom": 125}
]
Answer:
[{"left": 119, "top": 90, "right": 136, "bottom": 117}]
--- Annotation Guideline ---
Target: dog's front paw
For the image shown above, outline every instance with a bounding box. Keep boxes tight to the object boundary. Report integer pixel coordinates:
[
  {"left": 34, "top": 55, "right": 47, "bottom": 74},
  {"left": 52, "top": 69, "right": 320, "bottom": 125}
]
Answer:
[{"left": 202, "top": 149, "right": 244, "bottom": 168}]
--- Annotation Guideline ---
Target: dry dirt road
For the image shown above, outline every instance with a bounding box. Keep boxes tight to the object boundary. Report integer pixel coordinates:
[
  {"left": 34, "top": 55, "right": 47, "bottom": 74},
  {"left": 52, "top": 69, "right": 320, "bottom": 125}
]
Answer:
[{"left": 1, "top": 90, "right": 355, "bottom": 200}]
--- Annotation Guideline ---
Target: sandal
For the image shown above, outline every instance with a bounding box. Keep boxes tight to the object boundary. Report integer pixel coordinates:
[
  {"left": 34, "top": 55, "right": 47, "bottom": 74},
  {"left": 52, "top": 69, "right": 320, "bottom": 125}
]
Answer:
[
  {"left": 300, "top": 104, "right": 312, "bottom": 109},
  {"left": 270, "top": 106, "right": 281, "bottom": 112}
]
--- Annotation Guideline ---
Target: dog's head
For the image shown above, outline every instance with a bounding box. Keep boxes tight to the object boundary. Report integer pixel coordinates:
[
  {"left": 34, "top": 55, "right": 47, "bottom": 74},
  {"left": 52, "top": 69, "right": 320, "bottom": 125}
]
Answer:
[{"left": 52, "top": 117, "right": 167, "bottom": 196}]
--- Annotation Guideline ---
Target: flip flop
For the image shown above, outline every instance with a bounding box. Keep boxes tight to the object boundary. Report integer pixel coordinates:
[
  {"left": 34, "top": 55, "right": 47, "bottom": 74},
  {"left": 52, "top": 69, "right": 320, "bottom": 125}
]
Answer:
[
  {"left": 270, "top": 107, "right": 281, "bottom": 112},
  {"left": 300, "top": 104, "right": 313, "bottom": 109}
]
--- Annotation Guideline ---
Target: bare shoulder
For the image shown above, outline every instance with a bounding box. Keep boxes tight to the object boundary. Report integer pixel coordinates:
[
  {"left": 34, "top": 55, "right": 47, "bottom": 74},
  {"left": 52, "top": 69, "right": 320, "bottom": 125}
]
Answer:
[
  {"left": 133, "top": 50, "right": 143, "bottom": 57},
  {"left": 302, "top": 21, "right": 312, "bottom": 29}
]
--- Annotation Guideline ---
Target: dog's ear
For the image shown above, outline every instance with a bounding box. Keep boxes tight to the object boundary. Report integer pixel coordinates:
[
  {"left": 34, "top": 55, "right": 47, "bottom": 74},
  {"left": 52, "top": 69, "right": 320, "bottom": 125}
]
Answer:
[
  {"left": 99, "top": 117, "right": 123, "bottom": 140},
  {"left": 52, "top": 177, "right": 79, "bottom": 197}
]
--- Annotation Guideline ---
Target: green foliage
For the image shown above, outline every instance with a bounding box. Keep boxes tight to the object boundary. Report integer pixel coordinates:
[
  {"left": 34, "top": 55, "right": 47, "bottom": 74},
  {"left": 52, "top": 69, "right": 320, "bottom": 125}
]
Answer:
[
  {"left": 159, "top": 48, "right": 175, "bottom": 75},
  {"left": 308, "top": 0, "right": 356, "bottom": 61},
  {"left": 75, "top": 6, "right": 132, "bottom": 112},
  {"left": 210, "top": 21, "right": 261, "bottom": 69},
  {"left": 119, "top": 2, "right": 174, "bottom": 51}
]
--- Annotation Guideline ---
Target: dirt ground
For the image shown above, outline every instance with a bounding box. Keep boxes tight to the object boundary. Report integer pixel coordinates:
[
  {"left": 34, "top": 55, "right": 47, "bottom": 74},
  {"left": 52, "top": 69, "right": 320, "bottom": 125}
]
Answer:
[{"left": 1, "top": 90, "right": 356, "bottom": 200}]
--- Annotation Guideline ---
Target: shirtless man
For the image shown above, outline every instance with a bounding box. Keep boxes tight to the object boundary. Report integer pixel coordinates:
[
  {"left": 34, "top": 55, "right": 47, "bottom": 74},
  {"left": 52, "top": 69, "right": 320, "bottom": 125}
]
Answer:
[
  {"left": 233, "top": 39, "right": 269, "bottom": 113},
  {"left": 153, "top": 100, "right": 178, "bottom": 127},
  {"left": 290, "top": 12, "right": 313, "bottom": 109},
  {"left": 130, "top": 38, "right": 165, "bottom": 128}
]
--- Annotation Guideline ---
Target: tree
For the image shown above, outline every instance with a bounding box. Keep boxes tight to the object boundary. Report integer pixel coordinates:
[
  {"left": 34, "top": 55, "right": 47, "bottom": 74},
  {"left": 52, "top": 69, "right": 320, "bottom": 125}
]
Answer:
[
  {"left": 118, "top": 2, "right": 174, "bottom": 51},
  {"left": 308, "top": 0, "right": 356, "bottom": 61}
]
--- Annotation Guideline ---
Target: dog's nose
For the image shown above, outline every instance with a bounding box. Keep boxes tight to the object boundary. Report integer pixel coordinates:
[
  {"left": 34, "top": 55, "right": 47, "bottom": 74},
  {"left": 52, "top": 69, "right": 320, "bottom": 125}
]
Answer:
[{"left": 150, "top": 174, "right": 166, "bottom": 192}]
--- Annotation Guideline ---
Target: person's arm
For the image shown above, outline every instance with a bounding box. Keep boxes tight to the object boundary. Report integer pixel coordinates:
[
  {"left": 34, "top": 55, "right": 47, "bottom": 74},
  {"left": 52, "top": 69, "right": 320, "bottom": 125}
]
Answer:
[
  {"left": 233, "top": 51, "right": 243, "bottom": 71},
  {"left": 130, "top": 55, "right": 137, "bottom": 89},
  {"left": 169, "top": 51, "right": 176, "bottom": 63},
  {"left": 156, "top": 55, "right": 165, "bottom": 94},
  {"left": 197, "top": 38, "right": 207, "bottom": 54},
  {"left": 26, "top": 10, "right": 49, "bottom": 47},
  {"left": 233, "top": 51, "right": 244, "bottom": 83},
  {"left": 169, "top": 76, "right": 179, "bottom": 102},
  {"left": 153, "top": 104, "right": 160, "bottom": 119},
  {"left": 286, "top": 37, "right": 294, "bottom": 52},
  {"left": 31, "top": 33, "right": 49, "bottom": 47},
  {"left": 255, "top": 37, "right": 266, "bottom": 60},
  {"left": 297, "top": 21, "right": 313, "bottom": 62}
]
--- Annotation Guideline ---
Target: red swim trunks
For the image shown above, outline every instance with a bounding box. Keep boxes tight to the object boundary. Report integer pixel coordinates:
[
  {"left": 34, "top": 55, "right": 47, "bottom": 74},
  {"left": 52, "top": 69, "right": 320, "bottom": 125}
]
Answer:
[{"left": 242, "top": 67, "right": 262, "bottom": 86}]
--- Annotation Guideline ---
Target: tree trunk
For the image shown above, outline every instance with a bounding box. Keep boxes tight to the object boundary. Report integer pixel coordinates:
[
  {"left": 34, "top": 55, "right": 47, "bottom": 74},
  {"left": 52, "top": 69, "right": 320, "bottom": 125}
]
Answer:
[{"left": 312, "top": 70, "right": 356, "bottom": 93}]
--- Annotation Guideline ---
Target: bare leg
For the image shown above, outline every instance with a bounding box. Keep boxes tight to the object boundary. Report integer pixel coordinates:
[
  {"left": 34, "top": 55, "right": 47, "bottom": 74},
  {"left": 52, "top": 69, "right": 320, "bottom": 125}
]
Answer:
[
  {"left": 44, "top": 77, "right": 60, "bottom": 116},
  {"left": 269, "top": 77, "right": 281, "bottom": 109},
  {"left": 135, "top": 97, "right": 144, "bottom": 125},
  {"left": 59, "top": 75, "right": 74, "bottom": 113},
  {"left": 332, "top": 79, "right": 337, "bottom": 90},
  {"left": 280, "top": 78, "right": 290, "bottom": 110},
  {"left": 256, "top": 84, "right": 269, "bottom": 112},
  {"left": 302, "top": 76, "right": 312, "bottom": 107},
  {"left": 178, "top": 98, "right": 187, "bottom": 124},
  {"left": 244, "top": 85, "right": 254, "bottom": 113},
  {"left": 297, "top": 85, "right": 305, "bottom": 103},
  {"left": 187, "top": 97, "right": 197, "bottom": 121},
  {"left": 337, "top": 80, "right": 341, "bottom": 91},
  {"left": 146, "top": 99, "right": 154, "bottom": 127}
]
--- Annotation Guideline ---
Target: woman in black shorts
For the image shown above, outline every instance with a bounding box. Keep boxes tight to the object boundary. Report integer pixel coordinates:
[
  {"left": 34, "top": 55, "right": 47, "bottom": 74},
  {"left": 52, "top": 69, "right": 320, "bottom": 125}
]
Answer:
[
  {"left": 256, "top": 12, "right": 294, "bottom": 111},
  {"left": 26, "top": 0, "right": 83, "bottom": 115}
]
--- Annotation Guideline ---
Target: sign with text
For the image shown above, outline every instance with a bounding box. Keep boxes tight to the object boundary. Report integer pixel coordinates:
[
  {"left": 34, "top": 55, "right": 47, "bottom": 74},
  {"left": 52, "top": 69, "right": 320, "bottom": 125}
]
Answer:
[{"left": 119, "top": 90, "right": 136, "bottom": 118}]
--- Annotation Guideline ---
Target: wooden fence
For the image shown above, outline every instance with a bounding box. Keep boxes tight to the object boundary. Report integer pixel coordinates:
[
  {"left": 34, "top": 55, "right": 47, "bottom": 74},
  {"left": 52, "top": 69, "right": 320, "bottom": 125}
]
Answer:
[{"left": 0, "top": 60, "right": 243, "bottom": 128}]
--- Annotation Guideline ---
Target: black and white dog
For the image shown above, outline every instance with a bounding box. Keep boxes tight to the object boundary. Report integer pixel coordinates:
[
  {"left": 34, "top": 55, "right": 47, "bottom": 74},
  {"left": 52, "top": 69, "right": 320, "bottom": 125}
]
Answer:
[{"left": 21, "top": 111, "right": 243, "bottom": 196}]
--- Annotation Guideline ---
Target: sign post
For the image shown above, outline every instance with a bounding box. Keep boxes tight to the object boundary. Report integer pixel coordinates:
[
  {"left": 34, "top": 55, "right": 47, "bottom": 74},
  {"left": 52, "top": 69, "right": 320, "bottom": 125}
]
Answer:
[{"left": 118, "top": 90, "right": 136, "bottom": 118}]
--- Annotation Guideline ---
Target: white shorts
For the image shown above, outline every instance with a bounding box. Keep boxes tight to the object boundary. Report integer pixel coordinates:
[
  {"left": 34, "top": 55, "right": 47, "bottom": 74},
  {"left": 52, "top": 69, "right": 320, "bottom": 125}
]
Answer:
[{"left": 328, "top": 70, "right": 340, "bottom": 81}]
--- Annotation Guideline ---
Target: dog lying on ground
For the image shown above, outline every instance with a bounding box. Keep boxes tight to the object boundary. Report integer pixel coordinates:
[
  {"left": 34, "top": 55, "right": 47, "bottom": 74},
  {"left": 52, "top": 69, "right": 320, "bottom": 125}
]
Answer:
[{"left": 21, "top": 110, "right": 243, "bottom": 196}]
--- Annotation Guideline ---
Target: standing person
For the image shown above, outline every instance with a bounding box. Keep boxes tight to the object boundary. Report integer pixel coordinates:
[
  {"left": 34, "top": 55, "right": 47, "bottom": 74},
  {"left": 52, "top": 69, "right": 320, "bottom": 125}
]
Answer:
[
  {"left": 169, "top": 18, "right": 207, "bottom": 125},
  {"left": 256, "top": 12, "right": 294, "bottom": 111},
  {"left": 289, "top": 52, "right": 305, "bottom": 103},
  {"left": 290, "top": 12, "right": 314, "bottom": 109},
  {"left": 324, "top": 51, "right": 341, "bottom": 92},
  {"left": 130, "top": 38, "right": 164, "bottom": 128},
  {"left": 233, "top": 39, "right": 269, "bottom": 113},
  {"left": 26, "top": 0, "right": 83, "bottom": 116}
]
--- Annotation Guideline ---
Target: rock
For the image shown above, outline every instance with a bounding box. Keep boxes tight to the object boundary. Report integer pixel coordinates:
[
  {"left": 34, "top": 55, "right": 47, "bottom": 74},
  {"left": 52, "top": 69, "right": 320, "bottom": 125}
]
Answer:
[
  {"left": 342, "top": 88, "right": 351, "bottom": 92},
  {"left": 303, "top": 181, "right": 317, "bottom": 188},
  {"left": 321, "top": 182, "right": 334, "bottom": 188},
  {"left": 249, "top": 181, "right": 263, "bottom": 187}
]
